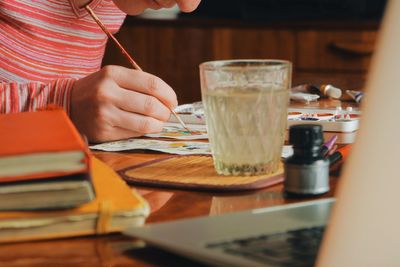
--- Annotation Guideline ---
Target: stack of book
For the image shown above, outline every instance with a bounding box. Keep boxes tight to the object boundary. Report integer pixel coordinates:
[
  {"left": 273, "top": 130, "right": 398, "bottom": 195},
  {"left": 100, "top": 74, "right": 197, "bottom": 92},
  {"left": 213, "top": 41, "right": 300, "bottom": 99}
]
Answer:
[
  {"left": 0, "top": 110, "right": 149, "bottom": 242},
  {"left": 0, "top": 109, "right": 93, "bottom": 210}
]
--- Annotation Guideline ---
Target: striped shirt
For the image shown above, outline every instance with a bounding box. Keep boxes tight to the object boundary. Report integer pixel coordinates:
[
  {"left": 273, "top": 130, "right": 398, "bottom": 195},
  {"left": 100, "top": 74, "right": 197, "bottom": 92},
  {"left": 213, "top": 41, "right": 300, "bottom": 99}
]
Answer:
[{"left": 0, "top": 0, "right": 126, "bottom": 113}]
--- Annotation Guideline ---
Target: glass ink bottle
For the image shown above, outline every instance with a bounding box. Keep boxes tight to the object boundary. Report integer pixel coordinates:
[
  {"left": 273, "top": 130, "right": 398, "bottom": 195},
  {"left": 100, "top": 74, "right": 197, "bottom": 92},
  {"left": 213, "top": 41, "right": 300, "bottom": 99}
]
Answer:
[{"left": 284, "top": 124, "right": 330, "bottom": 196}]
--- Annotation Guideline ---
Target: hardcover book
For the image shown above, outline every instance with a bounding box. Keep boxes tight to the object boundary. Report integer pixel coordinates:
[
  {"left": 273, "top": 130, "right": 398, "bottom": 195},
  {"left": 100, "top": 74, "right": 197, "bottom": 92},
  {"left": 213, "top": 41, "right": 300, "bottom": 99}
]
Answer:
[
  {"left": 0, "top": 109, "right": 93, "bottom": 210},
  {"left": 0, "top": 157, "right": 149, "bottom": 243}
]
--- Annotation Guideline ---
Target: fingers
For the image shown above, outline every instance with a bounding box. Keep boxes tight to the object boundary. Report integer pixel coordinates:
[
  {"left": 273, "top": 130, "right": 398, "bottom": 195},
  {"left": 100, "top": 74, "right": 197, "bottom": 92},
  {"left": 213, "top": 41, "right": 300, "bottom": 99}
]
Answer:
[
  {"left": 114, "top": 88, "right": 171, "bottom": 121},
  {"left": 71, "top": 65, "right": 175, "bottom": 142},
  {"left": 110, "top": 106, "right": 165, "bottom": 134},
  {"left": 112, "top": 0, "right": 200, "bottom": 15},
  {"left": 91, "top": 108, "right": 165, "bottom": 142},
  {"left": 106, "top": 65, "right": 178, "bottom": 110},
  {"left": 152, "top": 0, "right": 176, "bottom": 8},
  {"left": 100, "top": 126, "right": 142, "bottom": 142},
  {"left": 175, "top": 0, "right": 201, "bottom": 12}
]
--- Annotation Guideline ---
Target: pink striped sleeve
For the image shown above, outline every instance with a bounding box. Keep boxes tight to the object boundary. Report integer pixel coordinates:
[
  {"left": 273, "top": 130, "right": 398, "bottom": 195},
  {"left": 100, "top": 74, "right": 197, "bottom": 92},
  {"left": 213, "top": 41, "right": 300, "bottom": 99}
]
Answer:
[{"left": 0, "top": 79, "right": 75, "bottom": 115}]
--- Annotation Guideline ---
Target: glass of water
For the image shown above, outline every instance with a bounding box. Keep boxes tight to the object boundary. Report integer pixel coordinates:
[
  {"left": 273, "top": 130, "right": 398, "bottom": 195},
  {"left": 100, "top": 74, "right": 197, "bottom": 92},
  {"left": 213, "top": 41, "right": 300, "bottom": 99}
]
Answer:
[{"left": 199, "top": 60, "right": 292, "bottom": 176}]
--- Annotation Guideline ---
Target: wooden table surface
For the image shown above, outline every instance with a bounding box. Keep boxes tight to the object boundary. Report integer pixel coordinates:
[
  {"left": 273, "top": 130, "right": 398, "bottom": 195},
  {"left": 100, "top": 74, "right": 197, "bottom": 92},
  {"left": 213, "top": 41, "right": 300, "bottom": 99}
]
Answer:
[{"left": 0, "top": 100, "right": 359, "bottom": 267}]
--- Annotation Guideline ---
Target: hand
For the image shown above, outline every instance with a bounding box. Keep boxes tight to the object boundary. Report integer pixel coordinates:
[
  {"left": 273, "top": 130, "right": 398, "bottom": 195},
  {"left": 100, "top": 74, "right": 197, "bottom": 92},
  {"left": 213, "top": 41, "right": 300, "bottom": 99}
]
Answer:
[
  {"left": 70, "top": 65, "right": 177, "bottom": 143},
  {"left": 112, "top": 0, "right": 201, "bottom": 15}
]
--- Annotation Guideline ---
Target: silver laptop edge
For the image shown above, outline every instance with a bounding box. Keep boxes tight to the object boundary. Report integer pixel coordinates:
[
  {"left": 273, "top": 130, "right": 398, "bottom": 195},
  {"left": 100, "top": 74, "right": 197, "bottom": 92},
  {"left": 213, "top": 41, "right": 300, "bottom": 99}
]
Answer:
[{"left": 125, "top": 198, "right": 334, "bottom": 267}]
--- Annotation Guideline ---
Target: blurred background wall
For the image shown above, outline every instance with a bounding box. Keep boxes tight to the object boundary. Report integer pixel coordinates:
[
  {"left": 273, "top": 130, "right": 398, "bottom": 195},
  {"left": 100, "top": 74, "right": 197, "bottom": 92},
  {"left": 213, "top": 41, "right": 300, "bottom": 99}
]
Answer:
[{"left": 102, "top": 0, "right": 387, "bottom": 104}]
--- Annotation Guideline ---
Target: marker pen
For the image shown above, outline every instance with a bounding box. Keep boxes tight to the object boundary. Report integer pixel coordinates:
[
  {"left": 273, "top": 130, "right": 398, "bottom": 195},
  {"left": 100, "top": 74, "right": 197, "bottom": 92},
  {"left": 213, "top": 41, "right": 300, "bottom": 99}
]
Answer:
[
  {"left": 320, "top": 135, "right": 338, "bottom": 157},
  {"left": 328, "top": 144, "right": 352, "bottom": 165},
  {"left": 346, "top": 90, "right": 364, "bottom": 103}
]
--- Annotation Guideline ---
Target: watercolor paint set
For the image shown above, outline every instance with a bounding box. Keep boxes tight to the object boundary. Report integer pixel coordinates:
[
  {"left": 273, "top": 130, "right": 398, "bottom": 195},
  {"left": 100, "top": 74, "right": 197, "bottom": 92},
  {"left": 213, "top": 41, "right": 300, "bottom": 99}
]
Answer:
[
  {"left": 286, "top": 107, "right": 360, "bottom": 133},
  {"left": 169, "top": 103, "right": 361, "bottom": 133}
]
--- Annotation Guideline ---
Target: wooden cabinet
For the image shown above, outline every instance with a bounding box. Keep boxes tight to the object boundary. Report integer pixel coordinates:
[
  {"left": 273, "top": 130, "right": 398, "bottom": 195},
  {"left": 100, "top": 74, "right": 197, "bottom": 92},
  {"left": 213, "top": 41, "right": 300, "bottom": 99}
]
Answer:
[
  {"left": 296, "top": 30, "right": 376, "bottom": 72},
  {"left": 294, "top": 28, "right": 378, "bottom": 91},
  {"left": 102, "top": 18, "right": 380, "bottom": 104}
]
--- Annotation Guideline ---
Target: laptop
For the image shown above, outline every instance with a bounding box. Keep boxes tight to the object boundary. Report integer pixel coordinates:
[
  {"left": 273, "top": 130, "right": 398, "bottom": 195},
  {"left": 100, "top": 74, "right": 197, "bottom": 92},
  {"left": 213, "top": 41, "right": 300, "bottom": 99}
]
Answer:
[{"left": 124, "top": 1, "right": 400, "bottom": 266}]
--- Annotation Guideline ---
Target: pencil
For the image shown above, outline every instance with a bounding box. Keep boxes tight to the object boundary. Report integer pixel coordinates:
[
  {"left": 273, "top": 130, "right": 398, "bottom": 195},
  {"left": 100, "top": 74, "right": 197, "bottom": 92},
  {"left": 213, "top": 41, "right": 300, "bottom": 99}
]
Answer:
[{"left": 84, "top": 5, "right": 192, "bottom": 133}]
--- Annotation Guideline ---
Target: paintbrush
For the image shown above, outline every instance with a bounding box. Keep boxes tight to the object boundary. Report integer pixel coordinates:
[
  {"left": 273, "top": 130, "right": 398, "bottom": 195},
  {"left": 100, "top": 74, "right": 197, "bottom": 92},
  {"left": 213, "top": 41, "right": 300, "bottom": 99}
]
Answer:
[{"left": 84, "top": 5, "right": 192, "bottom": 133}]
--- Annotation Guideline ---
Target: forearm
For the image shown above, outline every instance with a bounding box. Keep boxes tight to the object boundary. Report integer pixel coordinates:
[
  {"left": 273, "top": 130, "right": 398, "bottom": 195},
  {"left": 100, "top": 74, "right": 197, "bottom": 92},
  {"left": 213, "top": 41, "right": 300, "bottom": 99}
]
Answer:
[{"left": 0, "top": 79, "right": 75, "bottom": 114}]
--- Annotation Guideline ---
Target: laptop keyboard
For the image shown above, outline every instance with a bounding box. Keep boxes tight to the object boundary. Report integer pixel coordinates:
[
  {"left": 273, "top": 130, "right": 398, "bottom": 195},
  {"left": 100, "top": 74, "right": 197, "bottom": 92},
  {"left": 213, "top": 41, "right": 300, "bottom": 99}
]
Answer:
[{"left": 206, "top": 226, "right": 325, "bottom": 267}]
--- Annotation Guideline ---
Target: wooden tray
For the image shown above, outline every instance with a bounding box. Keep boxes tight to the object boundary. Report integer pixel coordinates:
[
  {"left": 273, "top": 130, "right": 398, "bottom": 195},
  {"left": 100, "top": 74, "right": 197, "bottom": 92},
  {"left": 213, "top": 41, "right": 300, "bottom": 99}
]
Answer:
[{"left": 119, "top": 156, "right": 284, "bottom": 191}]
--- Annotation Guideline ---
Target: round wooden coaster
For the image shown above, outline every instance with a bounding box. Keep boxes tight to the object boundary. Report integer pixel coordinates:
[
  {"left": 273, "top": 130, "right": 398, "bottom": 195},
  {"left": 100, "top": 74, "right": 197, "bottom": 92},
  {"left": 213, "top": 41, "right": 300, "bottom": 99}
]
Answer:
[{"left": 119, "top": 156, "right": 284, "bottom": 191}]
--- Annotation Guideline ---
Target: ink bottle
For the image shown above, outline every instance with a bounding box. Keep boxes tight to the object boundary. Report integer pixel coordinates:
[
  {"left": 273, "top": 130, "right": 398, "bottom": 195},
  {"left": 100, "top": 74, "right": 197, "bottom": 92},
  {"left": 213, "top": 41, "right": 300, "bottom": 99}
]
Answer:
[{"left": 284, "top": 124, "right": 330, "bottom": 196}]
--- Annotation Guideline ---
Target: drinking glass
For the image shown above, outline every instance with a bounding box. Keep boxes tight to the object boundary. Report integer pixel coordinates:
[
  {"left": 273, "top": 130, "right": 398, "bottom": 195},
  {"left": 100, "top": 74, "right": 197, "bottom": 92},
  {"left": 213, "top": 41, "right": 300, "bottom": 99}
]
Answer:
[{"left": 199, "top": 60, "right": 292, "bottom": 176}]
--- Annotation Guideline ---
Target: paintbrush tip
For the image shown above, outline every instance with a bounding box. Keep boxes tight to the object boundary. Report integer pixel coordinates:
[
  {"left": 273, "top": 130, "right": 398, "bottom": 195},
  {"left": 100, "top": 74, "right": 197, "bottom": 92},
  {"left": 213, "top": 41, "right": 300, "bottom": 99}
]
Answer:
[{"left": 171, "top": 110, "right": 193, "bottom": 134}]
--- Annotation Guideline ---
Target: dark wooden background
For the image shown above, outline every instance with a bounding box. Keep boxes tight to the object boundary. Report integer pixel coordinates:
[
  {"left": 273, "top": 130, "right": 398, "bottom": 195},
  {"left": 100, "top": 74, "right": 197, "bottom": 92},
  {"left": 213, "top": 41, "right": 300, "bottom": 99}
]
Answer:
[{"left": 103, "top": 17, "right": 379, "bottom": 104}]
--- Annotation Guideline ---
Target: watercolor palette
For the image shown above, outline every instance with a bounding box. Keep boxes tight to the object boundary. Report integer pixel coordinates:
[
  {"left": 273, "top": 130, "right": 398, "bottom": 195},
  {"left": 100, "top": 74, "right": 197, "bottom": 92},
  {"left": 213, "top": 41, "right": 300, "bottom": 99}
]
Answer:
[
  {"left": 286, "top": 116, "right": 359, "bottom": 132},
  {"left": 286, "top": 108, "right": 360, "bottom": 132},
  {"left": 168, "top": 105, "right": 361, "bottom": 133}
]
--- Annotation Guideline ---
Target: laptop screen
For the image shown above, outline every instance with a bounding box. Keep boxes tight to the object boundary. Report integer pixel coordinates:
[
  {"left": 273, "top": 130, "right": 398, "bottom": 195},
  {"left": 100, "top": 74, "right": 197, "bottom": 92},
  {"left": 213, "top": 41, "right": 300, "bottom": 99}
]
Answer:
[{"left": 317, "top": 1, "right": 400, "bottom": 266}]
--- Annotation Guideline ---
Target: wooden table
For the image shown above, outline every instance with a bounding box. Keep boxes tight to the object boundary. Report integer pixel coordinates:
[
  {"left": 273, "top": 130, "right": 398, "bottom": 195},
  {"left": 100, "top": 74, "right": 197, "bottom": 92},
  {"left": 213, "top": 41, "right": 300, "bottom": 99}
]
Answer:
[{"left": 0, "top": 100, "right": 358, "bottom": 267}]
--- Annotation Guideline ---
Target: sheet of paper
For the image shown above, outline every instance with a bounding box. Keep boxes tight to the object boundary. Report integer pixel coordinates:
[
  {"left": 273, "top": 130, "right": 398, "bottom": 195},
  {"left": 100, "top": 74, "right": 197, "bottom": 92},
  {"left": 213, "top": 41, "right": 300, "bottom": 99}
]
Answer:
[
  {"left": 90, "top": 139, "right": 211, "bottom": 155},
  {"left": 91, "top": 138, "right": 293, "bottom": 158},
  {"left": 145, "top": 123, "right": 208, "bottom": 140}
]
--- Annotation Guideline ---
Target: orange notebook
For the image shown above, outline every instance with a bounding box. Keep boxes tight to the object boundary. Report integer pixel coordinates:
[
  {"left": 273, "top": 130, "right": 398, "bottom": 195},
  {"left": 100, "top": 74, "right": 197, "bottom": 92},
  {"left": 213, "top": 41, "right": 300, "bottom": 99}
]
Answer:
[
  {"left": 0, "top": 110, "right": 90, "bottom": 182},
  {"left": 0, "top": 157, "right": 149, "bottom": 243}
]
